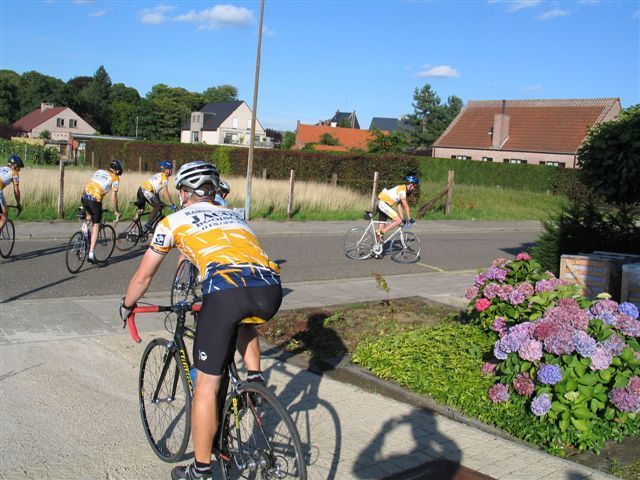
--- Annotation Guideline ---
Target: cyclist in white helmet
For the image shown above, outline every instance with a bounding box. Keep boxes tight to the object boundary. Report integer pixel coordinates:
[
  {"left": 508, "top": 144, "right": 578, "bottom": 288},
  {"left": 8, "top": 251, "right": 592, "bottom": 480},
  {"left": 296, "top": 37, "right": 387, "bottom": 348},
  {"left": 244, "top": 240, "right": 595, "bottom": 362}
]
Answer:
[
  {"left": 214, "top": 179, "right": 230, "bottom": 208},
  {"left": 0, "top": 154, "right": 23, "bottom": 232}
]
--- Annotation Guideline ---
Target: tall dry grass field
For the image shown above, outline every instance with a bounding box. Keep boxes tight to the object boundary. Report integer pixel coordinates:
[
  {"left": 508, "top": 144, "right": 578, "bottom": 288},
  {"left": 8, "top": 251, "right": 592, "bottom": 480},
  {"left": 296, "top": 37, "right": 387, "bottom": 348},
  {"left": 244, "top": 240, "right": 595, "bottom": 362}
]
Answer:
[{"left": 15, "top": 168, "right": 371, "bottom": 221}]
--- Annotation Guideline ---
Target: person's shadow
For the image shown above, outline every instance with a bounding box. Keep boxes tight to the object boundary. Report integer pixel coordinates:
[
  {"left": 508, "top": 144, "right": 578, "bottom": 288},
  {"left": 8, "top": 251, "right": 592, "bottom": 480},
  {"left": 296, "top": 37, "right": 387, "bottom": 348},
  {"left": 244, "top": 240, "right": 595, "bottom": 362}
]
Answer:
[
  {"left": 353, "top": 409, "right": 462, "bottom": 479},
  {"left": 261, "top": 311, "right": 347, "bottom": 480}
]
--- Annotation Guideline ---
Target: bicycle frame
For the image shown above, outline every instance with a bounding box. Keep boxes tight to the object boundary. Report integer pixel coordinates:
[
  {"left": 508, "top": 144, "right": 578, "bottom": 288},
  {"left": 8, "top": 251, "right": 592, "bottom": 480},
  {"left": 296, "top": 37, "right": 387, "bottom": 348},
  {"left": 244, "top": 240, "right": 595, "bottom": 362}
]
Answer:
[{"left": 363, "top": 216, "right": 409, "bottom": 249}]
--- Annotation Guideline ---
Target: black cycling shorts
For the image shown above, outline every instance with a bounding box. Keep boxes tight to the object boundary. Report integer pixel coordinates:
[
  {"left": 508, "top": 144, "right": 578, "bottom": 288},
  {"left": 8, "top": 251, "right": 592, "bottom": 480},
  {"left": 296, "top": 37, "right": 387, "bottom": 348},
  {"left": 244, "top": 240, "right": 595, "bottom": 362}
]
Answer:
[
  {"left": 194, "top": 284, "right": 282, "bottom": 375},
  {"left": 81, "top": 196, "right": 102, "bottom": 224},
  {"left": 135, "top": 187, "right": 160, "bottom": 210}
]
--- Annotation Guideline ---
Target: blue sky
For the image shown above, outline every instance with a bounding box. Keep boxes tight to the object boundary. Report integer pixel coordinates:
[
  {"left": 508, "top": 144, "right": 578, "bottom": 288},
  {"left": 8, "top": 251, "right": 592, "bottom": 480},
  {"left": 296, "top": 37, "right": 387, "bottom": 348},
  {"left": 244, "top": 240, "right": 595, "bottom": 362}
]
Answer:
[{"left": 1, "top": 0, "right": 639, "bottom": 131}]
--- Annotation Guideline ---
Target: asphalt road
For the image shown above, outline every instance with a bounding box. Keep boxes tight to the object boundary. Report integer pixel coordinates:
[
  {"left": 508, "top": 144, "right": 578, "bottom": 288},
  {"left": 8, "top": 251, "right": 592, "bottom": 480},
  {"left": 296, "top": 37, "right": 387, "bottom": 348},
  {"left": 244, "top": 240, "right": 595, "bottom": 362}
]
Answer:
[{"left": 0, "top": 228, "right": 538, "bottom": 302}]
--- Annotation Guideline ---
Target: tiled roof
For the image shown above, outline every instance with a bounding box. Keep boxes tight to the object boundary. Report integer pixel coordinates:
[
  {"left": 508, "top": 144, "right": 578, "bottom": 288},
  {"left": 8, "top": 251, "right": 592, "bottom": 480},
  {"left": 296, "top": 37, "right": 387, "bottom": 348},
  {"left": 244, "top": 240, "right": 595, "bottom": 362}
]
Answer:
[
  {"left": 369, "top": 117, "right": 415, "bottom": 132},
  {"left": 11, "top": 107, "right": 66, "bottom": 132},
  {"left": 182, "top": 101, "right": 244, "bottom": 130},
  {"left": 295, "top": 124, "right": 386, "bottom": 150},
  {"left": 433, "top": 98, "right": 620, "bottom": 154}
]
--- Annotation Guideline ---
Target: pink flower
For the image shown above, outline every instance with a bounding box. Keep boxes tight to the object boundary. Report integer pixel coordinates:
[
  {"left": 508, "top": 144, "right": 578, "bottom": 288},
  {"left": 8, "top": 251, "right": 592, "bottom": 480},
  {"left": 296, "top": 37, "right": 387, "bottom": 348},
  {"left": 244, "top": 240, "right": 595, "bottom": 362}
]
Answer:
[
  {"left": 512, "top": 373, "right": 535, "bottom": 396},
  {"left": 481, "top": 362, "right": 497, "bottom": 375},
  {"left": 518, "top": 339, "right": 543, "bottom": 362},
  {"left": 488, "top": 383, "right": 509, "bottom": 403},
  {"left": 475, "top": 298, "right": 491, "bottom": 312},
  {"left": 516, "top": 252, "right": 531, "bottom": 261},
  {"left": 465, "top": 286, "right": 479, "bottom": 300}
]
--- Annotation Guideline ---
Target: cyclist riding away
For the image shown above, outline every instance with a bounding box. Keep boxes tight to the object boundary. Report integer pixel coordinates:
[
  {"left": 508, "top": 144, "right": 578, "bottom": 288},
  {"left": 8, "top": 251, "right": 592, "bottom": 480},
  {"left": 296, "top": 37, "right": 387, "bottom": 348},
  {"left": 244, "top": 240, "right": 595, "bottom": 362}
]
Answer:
[
  {"left": 376, "top": 175, "right": 419, "bottom": 238},
  {"left": 119, "top": 161, "right": 282, "bottom": 480},
  {"left": 81, "top": 160, "right": 123, "bottom": 264},
  {"left": 214, "top": 179, "right": 230, "bottom": 208},
  {"left": 0, "top": 154, "right": 23, "bottom": 232},
  {"left": 135, "top": 160, "right": 177, "bottom": 232}
]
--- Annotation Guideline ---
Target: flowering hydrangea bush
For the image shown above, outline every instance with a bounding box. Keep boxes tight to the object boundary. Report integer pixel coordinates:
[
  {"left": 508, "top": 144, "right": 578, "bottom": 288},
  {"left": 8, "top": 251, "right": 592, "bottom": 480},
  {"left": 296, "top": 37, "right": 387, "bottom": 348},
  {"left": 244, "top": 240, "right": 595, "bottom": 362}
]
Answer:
[{"left": 468, "top": 254, "right": 640, "bottom": 453}]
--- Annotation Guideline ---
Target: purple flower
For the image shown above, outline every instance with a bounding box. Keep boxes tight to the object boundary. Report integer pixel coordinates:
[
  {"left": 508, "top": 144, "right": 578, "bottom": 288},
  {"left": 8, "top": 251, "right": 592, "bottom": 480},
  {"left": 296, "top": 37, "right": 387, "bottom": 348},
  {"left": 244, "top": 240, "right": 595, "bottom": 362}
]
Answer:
[
  {"left": 492, "top": 258, "right": 509, "bottom": 268},
  {"left": 496, "top": 285, "right": 513, "bottom": 301},
  {"left": 591, "top": 299, "right": 619, "bottom": 317},
  {"left": 475, "top": 273, "right": 488, "bottom": 286},
  {"left": 609, "top": 388, "right": 640, "bottom": 413},
  {"left": 512, "top": 373, "right": 535, "bottom": 396},
  {"left": 572, "top": 331, "right": 597, "bottom": 357},
  {"left": 487, "top": 266, "right": 509, "bottom": 282},
  {"left": 617, "top": 317, "right": 640, "bottom": 337},
  {"left": 483, "top": 283, "right": 501, "bottom": 300},
  {"left": 488, "top": 383, "right": 509, "bottom": 403},
  {"left": 602, "top": 334, "right": 626, "bottom": 356},
  {"left": 589, "top": 346, "right": 612, "bottom": 371},
  {"left": 618, "top": 302, "right": 639, "bottom": 320},
  {"left": 537, "top": 364, "right": 562, "bottom": 385},
  {"left": 544, "top": 329, "right": 576, "bottom": 355},
  {"left": 600, "top": 312, "right": 618, "bottom": 326},
  {"left": 509, "top": 289, "right": 526, "bottom": 306},
  {"left": 464, "top": 286, "right": 479, "bottom": 300},
  {"left": 516, "top": 282, "right": 535, "bottom": 297},
  {"left": 535, "top": 278, "right": 561, "bottom": 293},
  {"left": 531, "top": 394, "right": 552, "bottom": 416},
  {"left": 481, "top": 362, "right": 497, "bottom": 375},
  {"left": 628, "top": 377, "right": 640, "bottom": 397},
  {"left": 518, "top": 339, "right": 543, "bottom": 362},
  {"left": 533, "top": 318, "right": 561, "bottom": 341},
  {"left": 494, "top": 342, "right": 508, "bottom": 360},
  {"left": 491, "top": 317, "right": 507, "bottom": 333}
]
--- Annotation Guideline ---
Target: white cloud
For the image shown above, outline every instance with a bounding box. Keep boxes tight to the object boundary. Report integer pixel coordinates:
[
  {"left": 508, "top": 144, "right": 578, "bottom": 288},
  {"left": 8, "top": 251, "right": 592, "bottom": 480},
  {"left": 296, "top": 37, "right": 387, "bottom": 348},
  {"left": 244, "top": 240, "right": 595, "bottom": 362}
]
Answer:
[
  {"left": 522, "top": 84, "right": 544, "bottom": 92},
  {"left": 489, "top": 0, "right": 542, "bottom": 12},
  {"left": 579, "top": 0, "right": 599, "bottom": 4},
  {"left": 262, "top": 25, "right": 275, "bottom": 37},
  {"left": 174, "top": 4, "right": 253, "bottom": 30},
  {"left": 89, "top": 9, "right": 106, "bottom": 17},
  {"left": 632, "top": 10, "right": 640, "bottom": 19},
  {"left": 417, "top": 65, "right": 459, "bottom": 78},
  {"left": 140, "top": 5, "right": 176, "bottom": 25},
  {"left": 536, "top": 9, "right": 570, "bottom": 20}
]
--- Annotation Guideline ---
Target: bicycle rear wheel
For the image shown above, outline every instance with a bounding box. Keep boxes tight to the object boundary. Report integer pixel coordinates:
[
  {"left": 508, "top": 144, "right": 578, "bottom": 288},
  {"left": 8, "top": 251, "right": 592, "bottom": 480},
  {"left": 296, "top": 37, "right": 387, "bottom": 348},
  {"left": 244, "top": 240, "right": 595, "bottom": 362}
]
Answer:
[
  {"left": 218, "top": 382, "right": 307, "bottom": 480},
  {"left": 115, "top": 219, "right": 141, "bottom": 251},
  {"left": 65, "top": 231, "right": 86, "bottom": 273},
  {"left": 94, "top": 224, "right": 116, "bottom": 262},
  {"left": 171, "top": 260, "right": 201, "bottom": 305},
  {"left": 139, "top": 338, "right": 192, "bottom": 463},
  {"left": 391, "top": 231, "right": 420, "bottom": 263},
  {"left": 0, "top": 219, "right": 15, "bottom": 258},
  {"left": 342, "top": 227, "right": 374, "bottom": 260}
]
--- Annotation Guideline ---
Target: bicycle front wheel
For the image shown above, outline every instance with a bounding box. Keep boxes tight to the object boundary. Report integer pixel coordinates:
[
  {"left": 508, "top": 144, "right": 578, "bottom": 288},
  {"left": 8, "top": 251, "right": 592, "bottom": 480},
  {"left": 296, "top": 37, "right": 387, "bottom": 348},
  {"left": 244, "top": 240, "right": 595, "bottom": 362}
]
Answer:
[
  {"left": 171, "top": 260, "right": 201, "bottom": 305},
  {"left": 139, "top": 338, "right": 192, "bottom": 463},
  {"left": 0, "top": 219, "right": 15, "bottom": 258},
  {"left": 115, "top": 219, "right": 141, "bottom": 251},
  {"left": 342, "top": 227, "right": 374, "bottom": 260},
  {"left": 219, "top": 382, "right": 307, "bottom": 480},
  {"left": 94, "top": 224, "right": 116, "bottom": 262},
  {"left": 65, "top": 231, "right": 86, "bottom": 273},
  {"left": 391, "top": 231, "right": 421, "bottom": 263}
]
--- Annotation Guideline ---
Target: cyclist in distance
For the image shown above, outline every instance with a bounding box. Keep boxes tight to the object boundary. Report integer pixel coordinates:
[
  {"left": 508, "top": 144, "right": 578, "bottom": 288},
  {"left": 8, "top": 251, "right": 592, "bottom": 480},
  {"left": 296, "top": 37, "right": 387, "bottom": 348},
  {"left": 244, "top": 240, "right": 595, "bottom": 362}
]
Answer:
[
  {"left": 214, "top": 179, "right": 230, "bottom": 208},
  {"left": 135, "top": 160, "right": 177, "bottom": 232},
  {"left": 376, "top": 175, "right": 419, "bottom": 238},
  {"left": 81, "top": 160, "right": 123, "bottom": 263},
  {"left": 119, "top": 161, "right": 282, "bottom": 480},
  {"left": 0, "top": 154, "right": 23, "bottom": 232}
]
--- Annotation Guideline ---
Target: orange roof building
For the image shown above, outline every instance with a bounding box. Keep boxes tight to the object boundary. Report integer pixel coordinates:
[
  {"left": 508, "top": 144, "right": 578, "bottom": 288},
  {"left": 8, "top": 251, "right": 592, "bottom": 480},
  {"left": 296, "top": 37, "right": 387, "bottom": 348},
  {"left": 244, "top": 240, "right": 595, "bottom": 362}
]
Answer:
[
  {"left": 294, "top": 123, "right": 387, "bottom": 152},
  {"left": 432, "top": 98, "right": 620, "bottom": 168}
]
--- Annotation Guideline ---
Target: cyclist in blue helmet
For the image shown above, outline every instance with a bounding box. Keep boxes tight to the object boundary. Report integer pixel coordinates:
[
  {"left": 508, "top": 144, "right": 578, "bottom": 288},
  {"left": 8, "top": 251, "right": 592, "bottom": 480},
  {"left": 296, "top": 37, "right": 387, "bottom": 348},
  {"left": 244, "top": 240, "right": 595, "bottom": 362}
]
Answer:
[
  {"left": 376, "top": 175, "right": 419, "bottom": 239},
  {"left": 0, "top": 154, "right": 24, "bottom": 232},
  {"left": 135, "top": 161, "right": 177, "bottom": 233}
]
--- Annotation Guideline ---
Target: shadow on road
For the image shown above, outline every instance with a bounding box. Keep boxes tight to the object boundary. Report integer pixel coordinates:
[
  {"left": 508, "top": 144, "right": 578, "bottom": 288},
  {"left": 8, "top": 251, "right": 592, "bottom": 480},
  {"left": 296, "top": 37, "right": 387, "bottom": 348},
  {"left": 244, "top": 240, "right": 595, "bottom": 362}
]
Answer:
[
  {"left": 0, "top": 243, "right": 67, "bottom": 263},
  {"left": 0, "top": 276, "right": 74, "bottom": 304}
]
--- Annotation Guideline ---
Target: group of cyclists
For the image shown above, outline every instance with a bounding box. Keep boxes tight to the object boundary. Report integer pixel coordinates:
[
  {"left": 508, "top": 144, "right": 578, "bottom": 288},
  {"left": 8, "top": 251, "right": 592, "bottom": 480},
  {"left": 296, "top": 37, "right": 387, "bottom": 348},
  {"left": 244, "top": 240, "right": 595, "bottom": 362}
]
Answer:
[{"left": 0, "top": 151, "right": 418, "bottom": 480}]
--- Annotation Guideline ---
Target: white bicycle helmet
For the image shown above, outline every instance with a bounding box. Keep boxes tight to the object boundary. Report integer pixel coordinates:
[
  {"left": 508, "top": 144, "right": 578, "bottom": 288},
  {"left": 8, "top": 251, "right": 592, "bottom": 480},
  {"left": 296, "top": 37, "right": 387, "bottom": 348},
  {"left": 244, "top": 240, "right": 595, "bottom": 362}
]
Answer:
[
  {"left": 174, "top": 161, "right": 220, "bottom": 194},
  {"left": 218, "top": 179, "right": 230, "bottom": 194}
]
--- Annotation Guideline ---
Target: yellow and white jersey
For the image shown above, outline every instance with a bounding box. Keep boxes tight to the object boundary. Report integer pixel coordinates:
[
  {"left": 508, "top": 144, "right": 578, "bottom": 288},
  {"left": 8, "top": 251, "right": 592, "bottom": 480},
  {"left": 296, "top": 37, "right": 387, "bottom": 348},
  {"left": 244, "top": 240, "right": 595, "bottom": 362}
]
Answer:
[
  {"left": 83, "top": 169, "right": 119, "bottom": 202},
  {"left": 150, "top": 202, "right": 280, "bottom": 294},
  {"left": 141, "top": 172, "right": 169, "bottom": 195},
  {"left": 0, "top": 167, "right": 19, "bottom": 190},
  {"left": 378, "top": 184, "right": 407, "bottom": 206}
]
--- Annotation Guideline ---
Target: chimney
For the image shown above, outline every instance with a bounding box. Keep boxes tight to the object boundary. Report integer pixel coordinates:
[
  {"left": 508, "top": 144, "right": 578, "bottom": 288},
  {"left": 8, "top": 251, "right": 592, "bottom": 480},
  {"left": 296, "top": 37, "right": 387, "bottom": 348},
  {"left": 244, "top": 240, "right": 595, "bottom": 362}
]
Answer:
[
  {"left": 41, "top": 102, "right": 54, "bottom": 112},
  {"left": 491, "top": 100, "right": 510, "bottom": 149},
  {"left": 351, "top": 111, "right": 356, "bottom": 128}
]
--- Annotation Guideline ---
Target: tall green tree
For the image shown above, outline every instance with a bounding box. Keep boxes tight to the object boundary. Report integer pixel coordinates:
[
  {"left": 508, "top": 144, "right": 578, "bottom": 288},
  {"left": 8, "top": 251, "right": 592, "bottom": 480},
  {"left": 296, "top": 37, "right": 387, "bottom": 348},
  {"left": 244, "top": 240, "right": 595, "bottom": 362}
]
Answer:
[
  {"left": 367, "top": 129, "right": 409, "bottom": 153},
  {"left": 406, "top": 83, "right": 462, "bottom": 148},
  {"left": 17, "top": 71, "right": 70, "bottom": 118},
  {"left": 0, "top": 70, "right": 20, "bottom": 125},
  {"left": 77, "top": 66, "right": 113, "bottom": 133},
  {"left": 142, "top": 84, "right": 202, "bottom": 141},
  {"left": 202, "top": 84, "right": 238, "bottom": 104}
]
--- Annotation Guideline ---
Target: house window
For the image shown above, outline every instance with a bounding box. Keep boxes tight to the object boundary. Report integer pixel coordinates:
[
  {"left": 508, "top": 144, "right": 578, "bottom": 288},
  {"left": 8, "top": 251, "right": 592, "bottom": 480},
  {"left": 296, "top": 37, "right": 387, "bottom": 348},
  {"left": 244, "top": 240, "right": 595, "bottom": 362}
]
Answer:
[
  {"left": 504, "top": 158, "right": 527, "bottom": 164},
  {"left": 192, "top": 114, "right": 200, "bottom": 123},
  {"left": 232, "top": 117, "right": 238, "bottom": 129},
  {"left": 482, "top": 157, "right": 493, "bottom": 162},
  {"left": 544, "top": 161, "right": 565, "bottom": 168},
  {"left": 454, "top": 155, "right": 471, "bottom": 160},
  {"left": 191, "top": 131, "right": 199, "bottom": 142},
  {"left": 247, "top": 119, "right": 252, "bottom": 130},
  {"left": 69, "top": 119, "right": 77, "bottom": 128},
  {"left": 56, "top": 118, "right": 65, "bottom": 127}
]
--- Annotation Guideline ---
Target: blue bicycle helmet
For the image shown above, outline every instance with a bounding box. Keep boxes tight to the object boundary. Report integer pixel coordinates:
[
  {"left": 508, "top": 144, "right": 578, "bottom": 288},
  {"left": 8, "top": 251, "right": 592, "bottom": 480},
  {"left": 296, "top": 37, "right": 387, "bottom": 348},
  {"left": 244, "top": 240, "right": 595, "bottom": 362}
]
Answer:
[
  {"left": 405, "top": 175, "right": 419, "bottom": 186},
  {"left": 159, "top": 161, "right": 173, "bottom": 170},
  {"left": 9, "top": 154, "right": 24, "bottom": 168}
]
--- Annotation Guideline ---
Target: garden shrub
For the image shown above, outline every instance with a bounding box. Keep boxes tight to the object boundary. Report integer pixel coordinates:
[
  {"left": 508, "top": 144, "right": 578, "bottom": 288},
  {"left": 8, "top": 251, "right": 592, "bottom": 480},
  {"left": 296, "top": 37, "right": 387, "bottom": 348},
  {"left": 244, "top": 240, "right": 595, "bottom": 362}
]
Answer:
[
  {"left": 466, "top": 255, "right": 640, "bottom": 453},
  {"left": 0, "top": 139, "right": 60, "bottom": 165}
]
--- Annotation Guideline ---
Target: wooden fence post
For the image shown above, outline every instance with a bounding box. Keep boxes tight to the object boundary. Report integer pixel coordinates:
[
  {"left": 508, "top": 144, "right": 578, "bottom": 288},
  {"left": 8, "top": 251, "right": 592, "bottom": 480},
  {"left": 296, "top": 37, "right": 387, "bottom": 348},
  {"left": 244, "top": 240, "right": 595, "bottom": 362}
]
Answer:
[
  {"left": 138, "top": 156, "right": 142, "bottom": 172},
  {"left": 287, "top": 169, "right": 295, "bottom": 220},
  {"left": 370, "top": 171, "right": 379, "bottom": 211},
  {"left": 331, "top": 173, "right": 338, "bottom": 187},
  {"left": 57, "top": 159, "right": 65, "bottom": 219},
  {"left": 262, "top": 168, "right": 267, "bottom": 179},
  {"left": 445, "top": 170, "right": 454, "bottom": 216}
]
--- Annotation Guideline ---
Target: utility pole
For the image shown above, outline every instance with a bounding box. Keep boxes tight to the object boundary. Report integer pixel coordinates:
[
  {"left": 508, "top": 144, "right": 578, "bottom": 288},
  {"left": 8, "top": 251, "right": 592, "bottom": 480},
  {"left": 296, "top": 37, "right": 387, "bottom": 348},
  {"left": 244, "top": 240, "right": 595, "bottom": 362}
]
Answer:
[
  {"left": 135, "top": 116, "right": 139, "bottom": 139},
  {"left": 244, "top": 0, "right": 264, "bottom": 221}
]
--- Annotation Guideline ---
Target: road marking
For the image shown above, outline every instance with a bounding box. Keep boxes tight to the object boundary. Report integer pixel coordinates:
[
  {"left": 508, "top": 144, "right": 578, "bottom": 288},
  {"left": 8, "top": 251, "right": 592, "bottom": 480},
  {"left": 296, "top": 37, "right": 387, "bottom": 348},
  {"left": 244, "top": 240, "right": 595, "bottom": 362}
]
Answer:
[{"left": 417, "top": 262, "right": 445, "bottom": 272}]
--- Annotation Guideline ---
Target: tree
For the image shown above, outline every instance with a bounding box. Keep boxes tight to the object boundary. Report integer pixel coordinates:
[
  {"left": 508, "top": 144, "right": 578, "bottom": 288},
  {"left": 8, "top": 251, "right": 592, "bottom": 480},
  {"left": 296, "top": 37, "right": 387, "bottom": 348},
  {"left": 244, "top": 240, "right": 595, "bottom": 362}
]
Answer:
[
  {"left": 282, "top": 131, "right": 296, "bottom": 150},
  {"left": 265, "top": 128, "right": 282, "bottom": 147},
  {"left": 577, "top": 105, "right": 640, "bottom": 206},
  {"left": 202, "top": 84, "right": 238, "bottom": 105},
  {"left": 17, "top": 71, "right": 70, "bottom": 118},
  {"left": 39, "top": 129, "right": 51, "bottom": 139},
  {"left": 142, "top": 84, "right": 199, "bottom": 141},
  {"left": 319, "top": 133, "right": 339, "bottom": 146},
  {"left": 406, "top": 83, "right": 462, "bottom": 148},
  {"left": 76, "top": 66, "right": 113, "bottom": 133},
  {"left": 0, "top": 70, "right": 20, "bottom": 125},
  {"left": 367, "top": 129, "right": 409, "bottom": 153}
]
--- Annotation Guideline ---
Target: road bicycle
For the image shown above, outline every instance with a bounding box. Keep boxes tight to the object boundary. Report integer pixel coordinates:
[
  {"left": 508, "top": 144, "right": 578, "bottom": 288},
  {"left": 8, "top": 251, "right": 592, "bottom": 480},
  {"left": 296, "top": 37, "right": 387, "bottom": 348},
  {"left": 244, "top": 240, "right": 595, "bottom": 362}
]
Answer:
[
  {"left": 342, "top": 211, "right": 420, "bottom": 263},
  {"left": 170, "top": 259, "right": 202, "bottom": 305},
  {"left": 115, "top": 202, "right": 170, "bottom": 251},
  {"left": 126, "top": 301, "right": 308, "bottom": 479},
  {"left": 0, "top": 205, "right": 20, "bottom": 259},
  {"left": 64, "top": 207, "right": 116, "bottom": 273}
]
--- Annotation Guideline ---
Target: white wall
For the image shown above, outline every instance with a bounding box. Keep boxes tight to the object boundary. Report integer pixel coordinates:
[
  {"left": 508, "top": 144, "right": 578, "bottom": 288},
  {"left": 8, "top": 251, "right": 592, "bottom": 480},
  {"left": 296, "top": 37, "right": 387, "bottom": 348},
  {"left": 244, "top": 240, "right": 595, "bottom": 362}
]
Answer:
[{"left": 31, "top": 107, "right": 96, "bottom": 138}]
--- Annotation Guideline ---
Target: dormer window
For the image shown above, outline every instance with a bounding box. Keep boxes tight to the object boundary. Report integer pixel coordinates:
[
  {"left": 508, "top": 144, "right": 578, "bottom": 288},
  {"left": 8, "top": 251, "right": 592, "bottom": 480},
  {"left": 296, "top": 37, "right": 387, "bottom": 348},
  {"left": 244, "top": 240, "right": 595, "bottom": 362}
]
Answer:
[{"left": 56, "top": 118, "right": 65, "bottom": 127}]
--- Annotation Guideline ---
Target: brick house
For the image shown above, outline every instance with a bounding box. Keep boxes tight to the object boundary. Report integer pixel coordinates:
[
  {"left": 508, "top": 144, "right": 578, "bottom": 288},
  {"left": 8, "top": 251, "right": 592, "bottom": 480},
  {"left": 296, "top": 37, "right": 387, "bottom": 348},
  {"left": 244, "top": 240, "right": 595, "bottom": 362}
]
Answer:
[
  {"left": 11, "top": 102, "right": 96, "bottom": 141},
  {"left": 294, "top": 122, "right": 386, "bottom": 152},
  {"left": 432, "top": 98, "right": 621, "bottom": 168}
]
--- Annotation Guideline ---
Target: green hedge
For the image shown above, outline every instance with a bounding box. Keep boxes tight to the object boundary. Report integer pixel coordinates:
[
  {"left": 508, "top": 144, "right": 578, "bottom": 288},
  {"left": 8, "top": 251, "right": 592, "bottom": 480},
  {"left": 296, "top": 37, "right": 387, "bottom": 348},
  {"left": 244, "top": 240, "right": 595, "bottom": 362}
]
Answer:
[{"left": 0, "top": 139, "right": 60, "bottom": 165}]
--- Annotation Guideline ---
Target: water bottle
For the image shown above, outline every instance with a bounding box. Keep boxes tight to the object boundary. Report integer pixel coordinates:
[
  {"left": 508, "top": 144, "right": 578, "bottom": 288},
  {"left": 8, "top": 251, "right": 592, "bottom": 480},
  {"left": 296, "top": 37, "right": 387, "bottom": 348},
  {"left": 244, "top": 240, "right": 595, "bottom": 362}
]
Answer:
[{"left": 189, "top": 366, "right": 197, "bottom": 388}]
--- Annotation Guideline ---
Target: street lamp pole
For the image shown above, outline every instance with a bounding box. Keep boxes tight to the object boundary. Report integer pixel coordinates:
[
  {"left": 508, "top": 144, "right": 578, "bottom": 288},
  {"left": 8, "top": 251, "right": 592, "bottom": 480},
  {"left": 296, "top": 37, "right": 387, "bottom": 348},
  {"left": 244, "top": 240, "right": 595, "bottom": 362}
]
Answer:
[{"left": 244, "top": 0, "right": 265, "bottom": 221}]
